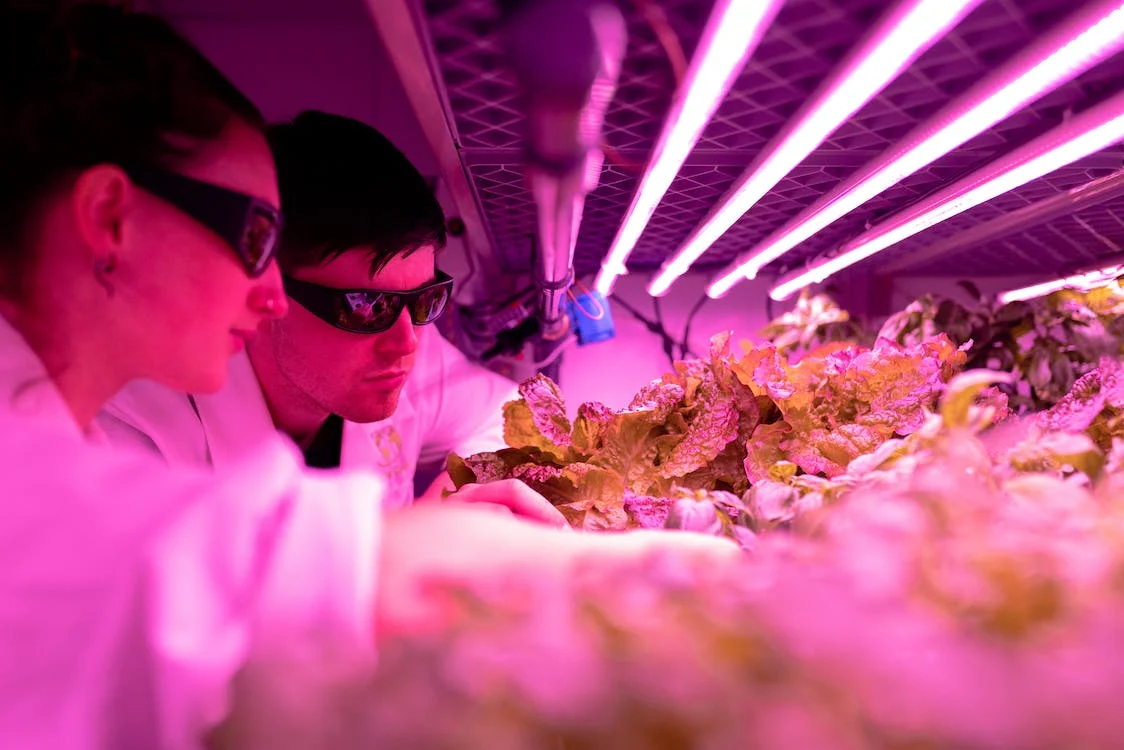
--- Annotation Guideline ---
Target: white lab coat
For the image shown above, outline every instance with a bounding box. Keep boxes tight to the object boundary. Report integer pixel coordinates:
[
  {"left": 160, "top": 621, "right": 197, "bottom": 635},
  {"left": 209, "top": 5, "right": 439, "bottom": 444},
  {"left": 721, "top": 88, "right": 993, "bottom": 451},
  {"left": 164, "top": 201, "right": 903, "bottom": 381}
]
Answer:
[
  {"left": 98, "top": 328, "right": 518, "bottom": 507},
  {"left": 0, "top": 316, "right": 383, "bottom": 749}
]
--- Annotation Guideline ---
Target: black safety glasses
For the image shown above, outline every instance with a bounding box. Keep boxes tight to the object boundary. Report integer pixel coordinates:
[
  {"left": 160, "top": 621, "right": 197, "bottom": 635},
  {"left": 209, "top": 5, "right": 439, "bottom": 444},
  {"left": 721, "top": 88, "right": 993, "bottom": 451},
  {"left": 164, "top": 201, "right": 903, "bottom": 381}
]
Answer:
[
  {"left": 125, "top": 165, "right": 283, "bottom": 278},
  {"left": 284, "top": 271, "right": 454, "bottom": 334}
]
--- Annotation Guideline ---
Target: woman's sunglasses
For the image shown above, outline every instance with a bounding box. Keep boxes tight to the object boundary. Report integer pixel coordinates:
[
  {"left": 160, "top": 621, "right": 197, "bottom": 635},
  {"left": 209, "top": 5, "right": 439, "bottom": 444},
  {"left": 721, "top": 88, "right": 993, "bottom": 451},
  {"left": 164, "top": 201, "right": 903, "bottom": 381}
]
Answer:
[
  {"left": 124, "top": 165, "right": 283, "bottom": 278},
  {"left": 284, "top": 272, "right": 454, "bottom": 334}
]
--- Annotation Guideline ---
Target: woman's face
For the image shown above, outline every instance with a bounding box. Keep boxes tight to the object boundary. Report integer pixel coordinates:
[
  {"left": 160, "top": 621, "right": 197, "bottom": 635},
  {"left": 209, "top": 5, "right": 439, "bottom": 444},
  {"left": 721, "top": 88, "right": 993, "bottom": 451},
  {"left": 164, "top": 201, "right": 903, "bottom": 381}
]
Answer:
[{"left": 118, "top": 119, "right": 287, "bottom": 394}]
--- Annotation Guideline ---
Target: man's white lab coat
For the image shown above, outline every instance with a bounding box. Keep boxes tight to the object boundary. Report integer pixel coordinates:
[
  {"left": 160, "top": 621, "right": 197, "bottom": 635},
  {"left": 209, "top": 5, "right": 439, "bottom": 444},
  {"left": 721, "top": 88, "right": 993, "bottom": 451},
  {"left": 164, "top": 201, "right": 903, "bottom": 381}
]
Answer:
[
  {"left": 98, "top": 328, "right": 518, "bottom": 507},
  {"left": 0, "top": 316, "right": 382, "bottom": 749}
]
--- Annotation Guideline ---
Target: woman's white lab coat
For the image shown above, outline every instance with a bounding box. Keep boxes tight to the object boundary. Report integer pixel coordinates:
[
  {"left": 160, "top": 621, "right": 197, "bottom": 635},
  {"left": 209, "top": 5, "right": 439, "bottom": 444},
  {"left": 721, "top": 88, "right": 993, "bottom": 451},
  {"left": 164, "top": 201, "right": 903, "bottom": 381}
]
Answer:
[
  {"left": 0, "top": 317, "right": 383, "bottom": 749},
  {"left": 98, "top": 328, "right": 518, "bottom": 507}
]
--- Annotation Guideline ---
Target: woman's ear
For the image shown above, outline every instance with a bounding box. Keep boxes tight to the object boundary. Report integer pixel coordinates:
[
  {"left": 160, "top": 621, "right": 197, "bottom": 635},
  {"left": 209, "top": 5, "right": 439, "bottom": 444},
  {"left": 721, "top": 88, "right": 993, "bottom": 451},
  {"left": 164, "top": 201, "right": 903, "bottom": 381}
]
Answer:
[{"left": 71, "top": 164, "right": 132, "bottom": 266}]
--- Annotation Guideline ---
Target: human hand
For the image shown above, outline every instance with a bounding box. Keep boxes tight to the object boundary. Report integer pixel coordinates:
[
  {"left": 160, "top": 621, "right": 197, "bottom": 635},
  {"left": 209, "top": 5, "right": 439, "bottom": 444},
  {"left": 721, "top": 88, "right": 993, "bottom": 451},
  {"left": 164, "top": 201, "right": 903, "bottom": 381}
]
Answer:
[
  {"left": 377, "top": 503, "right": 739, "bottom": 636},
  {"left": 442, "top": 478, "right": 570, "bottom": 529}
]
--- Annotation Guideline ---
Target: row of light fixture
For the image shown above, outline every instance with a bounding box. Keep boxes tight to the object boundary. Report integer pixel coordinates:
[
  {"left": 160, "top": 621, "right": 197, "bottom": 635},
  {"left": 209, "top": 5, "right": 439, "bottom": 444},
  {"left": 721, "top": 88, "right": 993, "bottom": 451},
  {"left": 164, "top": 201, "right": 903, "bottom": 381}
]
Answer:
[{"left": 592, "top": 0, "right": 1124, "bottom": 304}]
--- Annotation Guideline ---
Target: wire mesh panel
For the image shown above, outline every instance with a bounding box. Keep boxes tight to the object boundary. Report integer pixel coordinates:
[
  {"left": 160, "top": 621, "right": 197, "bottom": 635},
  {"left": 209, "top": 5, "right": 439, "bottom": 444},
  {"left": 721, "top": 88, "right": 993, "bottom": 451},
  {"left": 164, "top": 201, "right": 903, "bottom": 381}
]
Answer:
[{"left": 423, "top": 0, "right": 1124, "bottom": 281}]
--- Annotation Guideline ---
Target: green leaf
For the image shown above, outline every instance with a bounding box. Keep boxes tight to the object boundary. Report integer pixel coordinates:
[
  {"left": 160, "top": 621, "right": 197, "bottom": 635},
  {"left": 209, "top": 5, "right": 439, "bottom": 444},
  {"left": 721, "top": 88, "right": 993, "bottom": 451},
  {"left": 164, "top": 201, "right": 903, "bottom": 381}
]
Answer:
[
  {"left": 664, "top": 496, "right": 722, "bottom": 534},
  {"left": 620, "top": 492, "right": 674, "bottom": 529},
  {"left": 518, "top": 374, "right": 572, "bottom": 445},
  {"left": 957, "top": 279, "right": 983, "bottom": 303},
  {"left": 589, "top": 410, "right": 664, "bottom": 494},
  {"left": 512, "top": 462, "right": 628, "bottom": 530},
  {"left": 1048, "top": 356, "right": 1076, "bottom": 400},
  {"left": 994, "top": 300, "right": 1032, "bottom": 325},
  {"left": 571, "top": 401, "right": 614, "bottom": 456},
  {"left": 677, "top": 442, "right": 752, "bottom": 495},
  {"left": 446, "top": 453, "right": 476, "bottom": 489},
  {"left": 448, "top": 449, "right": 532, "bottom": 488},
  {"left": 658, "top": 378, "right": 740, "bottom": 478},
  {"left": 503, "top": 400, "right": 570, "bottom": 461},
  {"left": 767, "top": 461, "right": 798, "bottom": 482},
  {"left": 626, "top": 381, "right": 685, "bottom": 421},
  {"left": 744, "top": 422, "right": 792, "bottom": 483},
  {"left": 941, "top": 370, "right": 1013, "bottom": 429},
  {"left": 800, "top": 424, "right": 885, "bottom": 477},
  {"left": 1007, "top": 432, "right": 1105, "bottom": 480}
]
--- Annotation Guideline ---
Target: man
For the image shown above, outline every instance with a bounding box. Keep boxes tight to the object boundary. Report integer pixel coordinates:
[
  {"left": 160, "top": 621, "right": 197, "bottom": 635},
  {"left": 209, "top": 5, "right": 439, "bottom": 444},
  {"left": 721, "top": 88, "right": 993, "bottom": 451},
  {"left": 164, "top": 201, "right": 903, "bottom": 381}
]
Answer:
[{"left": 99, "top": 110, "right": 563, "bottom": 524}]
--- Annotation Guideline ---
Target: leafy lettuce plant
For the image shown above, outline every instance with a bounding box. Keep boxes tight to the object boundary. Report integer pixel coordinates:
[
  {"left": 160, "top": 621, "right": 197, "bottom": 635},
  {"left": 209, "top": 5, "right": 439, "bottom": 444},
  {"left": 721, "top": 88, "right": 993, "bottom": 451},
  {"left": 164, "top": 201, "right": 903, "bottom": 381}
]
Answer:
[
  {"left": 879, "top": 283, "right": 1124, "bottom": 413},
  {"left": 759, "top": 290, "right": 872, "bottom": 357},
  {"left": 449, "top": 332, "right": 969, "bottom": 535}
]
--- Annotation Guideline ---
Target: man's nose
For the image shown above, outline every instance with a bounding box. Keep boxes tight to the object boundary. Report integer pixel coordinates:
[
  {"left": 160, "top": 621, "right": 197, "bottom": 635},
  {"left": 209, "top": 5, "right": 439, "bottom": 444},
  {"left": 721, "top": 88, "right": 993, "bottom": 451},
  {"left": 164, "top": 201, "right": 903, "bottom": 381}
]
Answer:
[{"left": 378, "top": 307, "right": 419, "bottom": 354}]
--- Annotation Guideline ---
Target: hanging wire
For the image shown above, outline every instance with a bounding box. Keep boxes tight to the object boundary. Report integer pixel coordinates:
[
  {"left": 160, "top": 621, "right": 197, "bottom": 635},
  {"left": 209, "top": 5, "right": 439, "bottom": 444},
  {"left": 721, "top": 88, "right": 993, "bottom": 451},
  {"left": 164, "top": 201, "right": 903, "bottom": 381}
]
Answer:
[
  {"left": 611, "top": 292, "right": 680, "bottom": 368},
  {"left": 679, "top": 293, "right": 709, "bottom": 359}
]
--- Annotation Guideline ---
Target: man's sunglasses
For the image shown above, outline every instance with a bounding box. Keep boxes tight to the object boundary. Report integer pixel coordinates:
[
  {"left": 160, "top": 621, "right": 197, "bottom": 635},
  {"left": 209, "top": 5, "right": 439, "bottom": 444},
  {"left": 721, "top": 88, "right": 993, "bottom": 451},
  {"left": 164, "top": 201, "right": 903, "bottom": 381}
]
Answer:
[
  {"left": 284, "top": 271, "right": 454, "bottom": 334},
  {"left": 124, "top": 165, "right": 283, "bottom": 278}
]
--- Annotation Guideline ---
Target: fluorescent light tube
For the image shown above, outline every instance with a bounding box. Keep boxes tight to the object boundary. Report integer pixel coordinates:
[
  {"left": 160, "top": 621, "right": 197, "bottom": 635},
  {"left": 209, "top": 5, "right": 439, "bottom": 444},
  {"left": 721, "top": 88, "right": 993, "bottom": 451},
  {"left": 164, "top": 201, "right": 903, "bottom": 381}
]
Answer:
[
  {"left": 646, "top": 0, "right": 982, "bottom": 297},
  {"left": 707, "top": 0, "right": 1124, "bottom": 299},
  {"left": 593, "top": 0, "right": 784, "bottom": 297}
]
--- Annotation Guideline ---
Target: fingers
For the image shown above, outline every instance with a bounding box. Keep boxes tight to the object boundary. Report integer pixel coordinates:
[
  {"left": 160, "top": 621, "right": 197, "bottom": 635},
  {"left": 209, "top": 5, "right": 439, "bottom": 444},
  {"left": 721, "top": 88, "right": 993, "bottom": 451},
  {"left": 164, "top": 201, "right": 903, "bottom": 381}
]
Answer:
[
  {"left": 443, "top": 497, "right": 515, "bottom": 519},
  {"left": 451, "top": 480, "right": 570, "bottom": 529},
  {"left": 416, "top": 471, "right": 457, "bottom": 504},
  {"left": 594, "top": 528, "right": 742, "bottom": 565}
]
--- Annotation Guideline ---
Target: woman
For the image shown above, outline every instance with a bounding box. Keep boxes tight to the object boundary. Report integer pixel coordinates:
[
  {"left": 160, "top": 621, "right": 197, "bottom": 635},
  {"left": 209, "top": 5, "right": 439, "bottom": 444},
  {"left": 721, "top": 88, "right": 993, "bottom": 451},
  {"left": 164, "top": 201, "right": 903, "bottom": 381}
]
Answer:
[{"left": 0, "top": 5, "right": 734, "bottom": 749}]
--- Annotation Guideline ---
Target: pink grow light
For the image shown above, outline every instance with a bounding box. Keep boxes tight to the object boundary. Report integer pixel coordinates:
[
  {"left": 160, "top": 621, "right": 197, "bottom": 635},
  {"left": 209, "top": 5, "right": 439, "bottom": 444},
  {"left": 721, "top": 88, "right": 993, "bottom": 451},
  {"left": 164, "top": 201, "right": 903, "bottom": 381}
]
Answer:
[
  {"left": 646, "top": 0, "right": 983, "bottom": 298},
  {"left": 593, "top": 0, "right": 784, "bottom": 297},
  {"left": 999, "top": 263, "right": 1124, "bottom": 303},
  {"left": 707, "top": 0, "right": 1124, "bottom": 300},
  {"left": 769, "top": 89, "right": 1124, "bottom": 301}
]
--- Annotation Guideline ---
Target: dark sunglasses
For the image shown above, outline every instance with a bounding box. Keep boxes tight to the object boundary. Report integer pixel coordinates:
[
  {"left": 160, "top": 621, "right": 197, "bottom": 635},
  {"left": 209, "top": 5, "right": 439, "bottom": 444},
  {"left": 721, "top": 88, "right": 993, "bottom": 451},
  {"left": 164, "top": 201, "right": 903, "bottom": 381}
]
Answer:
[
  {"left": 284, "top": 271, "right": 454, "bottom": 334},
  {"left": 124, "top": 165, "right": 283, "bottom": 278}
]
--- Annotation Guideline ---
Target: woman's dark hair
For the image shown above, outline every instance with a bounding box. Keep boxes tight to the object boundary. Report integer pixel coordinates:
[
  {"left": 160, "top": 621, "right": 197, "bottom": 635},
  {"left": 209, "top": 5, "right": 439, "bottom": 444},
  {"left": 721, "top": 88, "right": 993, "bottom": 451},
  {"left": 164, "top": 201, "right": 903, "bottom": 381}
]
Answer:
[
  {"left": 0, "top": 1, "right": 264, "bottom": 292},
  {"left": 267, "top": 111, "right": 447, "bottom": 276}
]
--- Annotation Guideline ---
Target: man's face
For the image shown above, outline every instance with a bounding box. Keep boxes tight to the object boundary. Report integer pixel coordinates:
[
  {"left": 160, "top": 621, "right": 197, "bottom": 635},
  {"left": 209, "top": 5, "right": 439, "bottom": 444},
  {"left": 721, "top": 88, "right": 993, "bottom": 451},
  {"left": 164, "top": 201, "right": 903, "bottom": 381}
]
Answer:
[{"left": 262, "top": 246, "right": 438, "bottom": 423}]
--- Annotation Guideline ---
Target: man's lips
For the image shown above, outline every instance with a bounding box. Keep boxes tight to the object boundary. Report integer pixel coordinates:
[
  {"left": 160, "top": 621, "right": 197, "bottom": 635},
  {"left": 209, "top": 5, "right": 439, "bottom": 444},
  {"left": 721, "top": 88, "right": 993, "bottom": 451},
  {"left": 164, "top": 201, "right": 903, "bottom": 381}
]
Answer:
[{"left": 364, "top": 370, "right": 410, "bottom": 382}]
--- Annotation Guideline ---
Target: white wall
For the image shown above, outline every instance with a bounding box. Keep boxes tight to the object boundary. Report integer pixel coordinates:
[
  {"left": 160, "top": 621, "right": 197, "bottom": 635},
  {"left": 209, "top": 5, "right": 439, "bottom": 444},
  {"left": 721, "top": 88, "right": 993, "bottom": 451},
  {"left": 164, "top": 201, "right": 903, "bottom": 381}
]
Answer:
[
  {"left": 557, "top": 272, "right": 780, "bottom": 413},
  {"left": 156, "top": 1, "right": 438, "bottom": 176}
]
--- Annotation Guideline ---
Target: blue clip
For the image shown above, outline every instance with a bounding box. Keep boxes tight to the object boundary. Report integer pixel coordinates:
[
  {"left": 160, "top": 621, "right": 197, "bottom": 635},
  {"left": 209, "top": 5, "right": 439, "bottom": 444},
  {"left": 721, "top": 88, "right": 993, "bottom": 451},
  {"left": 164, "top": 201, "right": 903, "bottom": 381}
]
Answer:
[{"left": 565, "top": 290, "right": 615, "bottom": 346}]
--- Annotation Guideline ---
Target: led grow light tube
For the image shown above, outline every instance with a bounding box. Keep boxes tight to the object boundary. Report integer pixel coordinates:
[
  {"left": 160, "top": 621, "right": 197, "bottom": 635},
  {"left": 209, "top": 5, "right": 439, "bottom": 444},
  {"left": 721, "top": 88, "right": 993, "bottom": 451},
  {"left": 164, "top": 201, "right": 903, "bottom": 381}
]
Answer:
[
  {"left": 706, "top": 0, "right": 1124, "bottom": 300},
  {"left": 875, "top": 168, "right": 1124, "bottom": 276},
  {"left": 592, "top": 0, "right": 784, "bottom": 297},
  {"left": 645, "top": 0, "right": 982, "bottom": 298},
  {"left": 768, "top": 89, "right": 1124, "bottom": 301},
  {"left": 998, "top": 263, "right": 1124, "bottom": 303}
]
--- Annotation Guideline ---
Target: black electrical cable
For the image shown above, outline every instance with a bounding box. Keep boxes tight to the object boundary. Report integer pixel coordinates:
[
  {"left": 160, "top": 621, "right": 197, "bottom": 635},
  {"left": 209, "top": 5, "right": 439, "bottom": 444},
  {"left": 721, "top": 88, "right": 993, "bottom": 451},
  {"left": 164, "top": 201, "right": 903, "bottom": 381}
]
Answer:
[
  {"left": 680, "top": 294, "right": 709, "bottom": 359},
  {"left": 609, "top": 293, "right": 655, "bottom": 328},
  {"left": 652, "top": 295, "right": 676, "bottom": 366},
  {"left": 611, "top": 293, "right": 679, "bottom": 368}
]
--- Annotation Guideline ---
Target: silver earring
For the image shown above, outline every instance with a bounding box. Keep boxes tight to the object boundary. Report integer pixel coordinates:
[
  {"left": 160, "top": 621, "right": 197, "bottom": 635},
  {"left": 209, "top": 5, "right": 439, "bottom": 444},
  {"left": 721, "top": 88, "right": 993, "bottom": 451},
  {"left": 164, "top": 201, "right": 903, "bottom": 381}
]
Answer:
[{"left": 94, "top": 256, "right": 116, "bottom": 299}]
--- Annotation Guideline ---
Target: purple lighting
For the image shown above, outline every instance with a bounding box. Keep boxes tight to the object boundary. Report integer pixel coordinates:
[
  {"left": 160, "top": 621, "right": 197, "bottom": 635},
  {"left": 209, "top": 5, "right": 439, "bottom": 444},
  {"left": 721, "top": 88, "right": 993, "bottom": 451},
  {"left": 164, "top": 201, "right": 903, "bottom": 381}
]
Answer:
[
  {"left": 708, "top": 0, "right": 1124, "bottom": 300},
  {"left": 648, "top": 0, "right": 983, "bottom": 298},
  {"left": 593, "top": 0, "right": 784, "bottom": 297}
]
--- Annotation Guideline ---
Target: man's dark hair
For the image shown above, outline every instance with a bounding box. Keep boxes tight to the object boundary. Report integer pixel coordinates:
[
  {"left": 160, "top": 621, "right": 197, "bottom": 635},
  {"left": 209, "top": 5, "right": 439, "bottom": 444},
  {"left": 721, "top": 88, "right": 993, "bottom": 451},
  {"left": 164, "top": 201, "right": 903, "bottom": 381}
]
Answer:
[{"left": 267, "top": 111, "right": 447, "bottom": 275}]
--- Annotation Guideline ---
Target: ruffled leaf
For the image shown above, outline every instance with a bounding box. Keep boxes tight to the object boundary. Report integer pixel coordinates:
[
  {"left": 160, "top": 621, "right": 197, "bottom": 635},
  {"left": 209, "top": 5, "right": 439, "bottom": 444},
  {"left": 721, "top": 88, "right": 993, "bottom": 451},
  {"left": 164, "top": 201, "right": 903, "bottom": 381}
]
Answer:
[
  {"left": 571, "top": 401, "right": 614, "bottom": 456},
  {"left": 518, "top": 374, "right": 572, "bottom": 446}
]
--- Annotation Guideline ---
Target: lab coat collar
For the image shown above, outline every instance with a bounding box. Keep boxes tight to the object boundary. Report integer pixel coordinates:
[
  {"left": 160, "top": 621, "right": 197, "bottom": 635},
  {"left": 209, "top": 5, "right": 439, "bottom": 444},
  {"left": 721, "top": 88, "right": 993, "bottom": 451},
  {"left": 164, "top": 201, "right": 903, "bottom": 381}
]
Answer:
[
  {"left": 190, "top": 351, "right": 282, "bottom": 469},
  {"left": 0, "top": 314, "right": 88, "bottom": 441}
]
